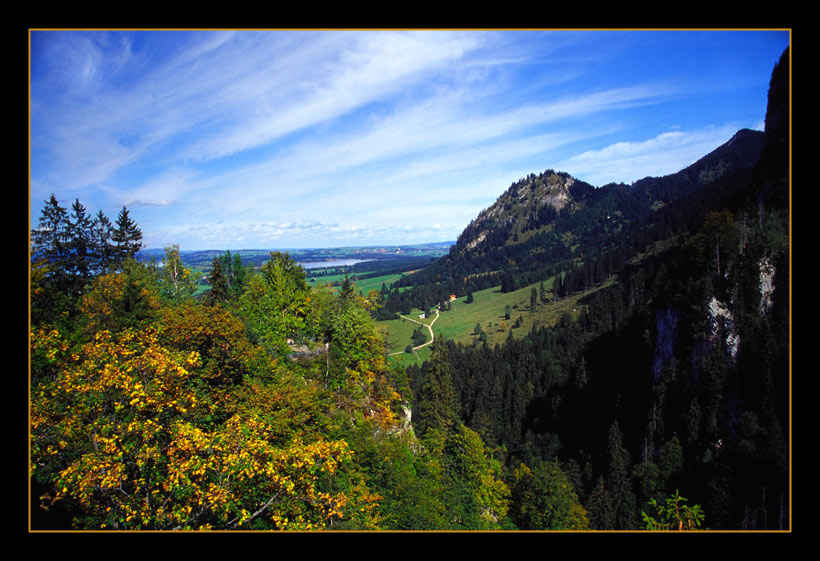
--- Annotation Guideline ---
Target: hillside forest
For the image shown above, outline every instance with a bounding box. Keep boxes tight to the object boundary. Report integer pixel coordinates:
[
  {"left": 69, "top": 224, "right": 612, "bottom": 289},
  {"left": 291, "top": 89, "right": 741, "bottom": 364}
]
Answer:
[{"left": 29, "top": 48, "right": 790, "bottom": 532}]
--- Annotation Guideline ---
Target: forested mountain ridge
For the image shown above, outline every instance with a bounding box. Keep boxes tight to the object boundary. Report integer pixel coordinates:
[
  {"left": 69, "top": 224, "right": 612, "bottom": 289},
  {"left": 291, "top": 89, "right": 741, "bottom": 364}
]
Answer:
[
  {"left": 453, "top": 127, "right": 764, "bottom": 260},
  {"left": 403, "top": 47, "right": 790, "bottom": 530},
  {"left": 381, "top": 123, "right": 768, "bottom": 315}
]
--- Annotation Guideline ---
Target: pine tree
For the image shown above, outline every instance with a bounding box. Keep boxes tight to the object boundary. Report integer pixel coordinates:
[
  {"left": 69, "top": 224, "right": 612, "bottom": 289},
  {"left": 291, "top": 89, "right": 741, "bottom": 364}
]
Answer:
[
  {"left": 91, "top": 210, "right": 114, "bottom": 274},
  {"left": 586, "top": 476, "right": 616, "bottom": 530},
  {"left": 31, "top": 194, "right": 70, "bottom": 285},
  {"left": 31, "top": 194, "right": 72, "bottom": 324},
  {"left": 606, "top": 421, "right": 638, "bottom": 529},
  {"left": 66, "top": 198, "right": 94, "bottom": 296},
  {"left": 205, "top": 256, "right": 230, "bottom": 306},
  {"left": 414, "top": 338, "right": 458, "bottom": 436},
  {"left": 111, "top": 206, "right": 143, "bottom": 264},
  {"left": 229, "top": 252, "right": 248, "bottom": 299}
]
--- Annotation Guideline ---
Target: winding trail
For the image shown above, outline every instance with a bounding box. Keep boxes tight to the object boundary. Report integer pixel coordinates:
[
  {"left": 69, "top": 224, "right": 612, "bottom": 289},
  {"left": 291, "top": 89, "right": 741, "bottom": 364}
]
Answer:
[{"left": 388, "top": 308, "right": 440, "bottom": 356}]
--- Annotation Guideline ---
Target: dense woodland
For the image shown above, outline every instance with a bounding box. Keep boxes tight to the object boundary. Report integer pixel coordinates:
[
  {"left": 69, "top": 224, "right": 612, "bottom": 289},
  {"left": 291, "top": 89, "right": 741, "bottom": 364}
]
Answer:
[{"left": 29, "top": 48, "right": 789, "bottom": 532}]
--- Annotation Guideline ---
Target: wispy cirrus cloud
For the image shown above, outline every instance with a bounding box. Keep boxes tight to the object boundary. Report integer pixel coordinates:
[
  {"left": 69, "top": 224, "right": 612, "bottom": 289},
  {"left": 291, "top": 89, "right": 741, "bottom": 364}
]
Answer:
[
  {"left": 560, "top": 123, "right": 748, "bottom": 186},
  {"left": 30, "top": 29, "right": 789, "bottom": 250}
]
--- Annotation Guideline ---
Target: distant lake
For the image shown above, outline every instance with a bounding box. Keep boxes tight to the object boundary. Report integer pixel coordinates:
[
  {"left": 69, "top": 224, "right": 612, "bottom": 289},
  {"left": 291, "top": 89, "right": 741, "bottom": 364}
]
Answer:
[{"left": 299, "top": 259, "right": 372, "bottom": 270}]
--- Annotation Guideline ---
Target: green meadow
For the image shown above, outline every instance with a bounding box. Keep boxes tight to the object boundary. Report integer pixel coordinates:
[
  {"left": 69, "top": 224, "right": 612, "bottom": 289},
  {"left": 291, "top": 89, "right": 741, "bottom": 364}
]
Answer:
[
  {"left": 308, "top": 272, "right": 407, "bottom": 296},
  {"left": 382, "top": 276, "right": 616, "bottom": 367}
]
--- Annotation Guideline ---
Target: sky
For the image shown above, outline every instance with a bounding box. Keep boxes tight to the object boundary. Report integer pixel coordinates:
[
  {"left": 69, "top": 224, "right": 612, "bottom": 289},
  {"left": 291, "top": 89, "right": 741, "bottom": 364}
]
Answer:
[{"left": 29, "top": 29, "right": 790, "bottom": 251}]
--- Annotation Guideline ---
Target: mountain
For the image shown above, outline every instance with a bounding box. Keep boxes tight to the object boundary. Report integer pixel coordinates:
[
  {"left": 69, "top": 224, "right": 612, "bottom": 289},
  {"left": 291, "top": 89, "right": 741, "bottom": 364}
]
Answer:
[
  {"left": 383, "top": 119, "right": 769, "bottom": 313},
  {"left": 400, "top": 46, "right": 790, "bottom": 530},
  {"left": 453, "top": 128, "right": 765, "bottom": 259}
]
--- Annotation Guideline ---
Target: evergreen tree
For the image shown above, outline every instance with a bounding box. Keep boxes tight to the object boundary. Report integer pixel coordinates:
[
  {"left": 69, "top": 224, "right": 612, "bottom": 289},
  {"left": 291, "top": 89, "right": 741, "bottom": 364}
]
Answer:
[
  {"left": 30, "top": 194, "right": 80, "bottom": 324},
  {"left": 111, "top": 206, "right": 143, "bottom": 264},
  {"left": 230, "top": 252, "right": 248, "bottom": 299},
  {"left": 65, "top": 198, "right": 94, "bottom": 296},
  {"left": 31, "top": 194, "right": 70, "bottom": 290},
  {"left": 586, "top": 476, "right": 616, "bottom": 530},
  {"left": 205, "top": 257, "right": 230, "bottom": 306},
  {"left": 414, "top": 338, "right": 458, "bottom": 436},
  {"left": 606, "top": 421, "right": 638, "bottom": 529},
  {"left": 91, "top": 210, "right": 114, "bottom": 275},
  {"left": 510, "top": 461, "right": 589, "bottom": 530}
]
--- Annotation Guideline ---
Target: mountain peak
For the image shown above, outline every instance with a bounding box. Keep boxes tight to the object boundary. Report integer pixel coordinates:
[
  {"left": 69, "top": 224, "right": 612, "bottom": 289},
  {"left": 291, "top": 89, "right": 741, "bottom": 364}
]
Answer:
[{"left": 457, "top": 170, "right": 588, "bottom": 253}]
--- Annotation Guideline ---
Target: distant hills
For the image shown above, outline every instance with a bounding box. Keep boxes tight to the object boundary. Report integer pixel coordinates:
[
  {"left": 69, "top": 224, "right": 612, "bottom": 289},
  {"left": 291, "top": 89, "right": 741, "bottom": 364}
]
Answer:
[{"left": 139, "top": 242, "right": 454, "bottom": 270}]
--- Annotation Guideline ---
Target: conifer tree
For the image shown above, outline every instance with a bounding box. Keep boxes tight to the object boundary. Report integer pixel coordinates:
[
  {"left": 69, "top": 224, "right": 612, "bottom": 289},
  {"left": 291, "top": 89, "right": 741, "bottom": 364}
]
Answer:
[
  {"left": 606, "top": 421, "right": 638, "bottom": 529},
  {"left": 66, "top": 198, "right": 94, "bottom": 295},
  {"left": 586, "top": 475, "right": 616, "bottom": 530},
  {"left": 91, "top": 210, "right": 114, "bottom": 274},
  {"left": 414, "top": 338, "right": 458, "bottom": 436},
  {"left": 31, "top": 194, "right": 70, "bottom": 288},
  {"left": 111, "top": 206, "right": 143, "bottom": 264},
  {"left": 206, "top": 256, "right": 230, "bottom": 306},
  {"left": 510, "top": 461, "right": 589, "bottom": 530}
]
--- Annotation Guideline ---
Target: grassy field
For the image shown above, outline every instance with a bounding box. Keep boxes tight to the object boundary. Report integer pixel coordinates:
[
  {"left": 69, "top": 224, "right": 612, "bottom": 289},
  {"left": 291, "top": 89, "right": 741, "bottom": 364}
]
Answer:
[
  {"left": 381, "top": 275, "right": 616, "bottom": 367},
  {"left": 308, "top": 271, "right": 409, "bottom": 296}
]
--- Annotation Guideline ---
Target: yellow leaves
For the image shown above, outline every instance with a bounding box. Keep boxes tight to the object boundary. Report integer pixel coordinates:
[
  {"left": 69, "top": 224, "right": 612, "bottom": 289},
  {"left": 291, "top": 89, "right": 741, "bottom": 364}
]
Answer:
[{"left": 32, "top": 316, "right": 379, "bottom": 531}]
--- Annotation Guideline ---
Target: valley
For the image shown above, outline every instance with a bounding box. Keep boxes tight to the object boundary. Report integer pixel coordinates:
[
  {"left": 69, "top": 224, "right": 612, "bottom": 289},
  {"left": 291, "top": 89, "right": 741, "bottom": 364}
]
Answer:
[{"left": 30, "top": 42, "right": 790, "bottom": 533}]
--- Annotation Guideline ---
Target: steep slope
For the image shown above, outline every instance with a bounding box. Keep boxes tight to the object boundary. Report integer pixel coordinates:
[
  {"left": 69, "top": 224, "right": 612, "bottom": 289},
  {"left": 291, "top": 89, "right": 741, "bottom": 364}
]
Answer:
[
  {"left": 404, "top": 46, "right": 790, "bottom": 531},
  {"left": 453, "top": 128, "right": 765, "bottom": 261},
  {"left": 384, "top": 121, "right": 766, "bottom": 315}
]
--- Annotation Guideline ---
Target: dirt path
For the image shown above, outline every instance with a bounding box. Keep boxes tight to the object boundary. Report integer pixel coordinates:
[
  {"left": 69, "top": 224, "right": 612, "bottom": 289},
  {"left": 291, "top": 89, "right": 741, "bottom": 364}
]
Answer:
[{"left": 388, "top": 308, "right": 440, "bottom": 356}]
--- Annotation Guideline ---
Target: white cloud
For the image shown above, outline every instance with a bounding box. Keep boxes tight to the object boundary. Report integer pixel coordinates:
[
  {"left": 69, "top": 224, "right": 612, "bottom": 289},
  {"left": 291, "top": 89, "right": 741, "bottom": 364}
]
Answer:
[
  {"left": 561, "top": 124, "right": 743, "bottom": 186},
  {"left": 31, "top": 30, "right": 788, "bottom": 250}
]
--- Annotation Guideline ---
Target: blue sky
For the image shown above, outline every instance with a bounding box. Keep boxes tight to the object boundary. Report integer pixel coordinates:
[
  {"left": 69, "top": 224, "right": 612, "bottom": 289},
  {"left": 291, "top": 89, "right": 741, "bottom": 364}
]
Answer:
[{"left": 29, "top": 29, "right": 790, "bottom": 251}]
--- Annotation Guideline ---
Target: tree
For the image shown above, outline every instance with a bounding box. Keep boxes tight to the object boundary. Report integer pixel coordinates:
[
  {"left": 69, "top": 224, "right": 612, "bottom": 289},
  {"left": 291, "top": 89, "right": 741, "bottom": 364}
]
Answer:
[
  {"left": 606, "top": 421, "right": 638, "bottom": 529},
  {"left": 641, "top": 490, "right": 705, "bottom": 531},
  {"left": 440, "top": 425, "right": 510, "bottom": 529},
  {"left": 91, "top": 210, "right": 114, "bottom": 274},
  {"left": 413, "top": 338, "right": 458, "bottom": 436},
  {"left": 412, "top": 326, "right": 427, "bottom": 347},
  {"left": 325, "top": 283, "right": 388, "bottom": 399},
  {"left": 31, "top": 194, "right": 72, "bottom": 320},
  {"left": 510, "top": 461, "right": 589, "bottom": 530},
  {"left": 531, "top": 286, "right": 538, "bottom": 312},
  {"left": 65, "top": 199, "right": 94, "bottom": 296},
  {"left": 228, "top": 251, "right": 248, "bottom": 300},
  {"left": 586, "top": 475, "right": 616, "bottom": 530},
  {"left": 30, "top": 325, "right": 357, "bottom": 531},
  {"left": 160, "top": 244, "right": 196, "bottom": 305},
  {"left": 690, "top": 210, "right": 740, "bottom": 280},
  {"left": 239, "top": 252, "right": 312, "bottom": 357},
  {"left": 205, "top": 257, "right": 230, "bottom": 306},
  {"left": 157, "top": 300, "right": 272, "bottom": 389},
  {"left": 77, "top": 259, "right": 162, "bottom": 335},
  {"left": 110, "top": 206, "right": 143, "bottom": 265},
  {"left": 31, "top": 194, "right": 69, "bottom": 269}
]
